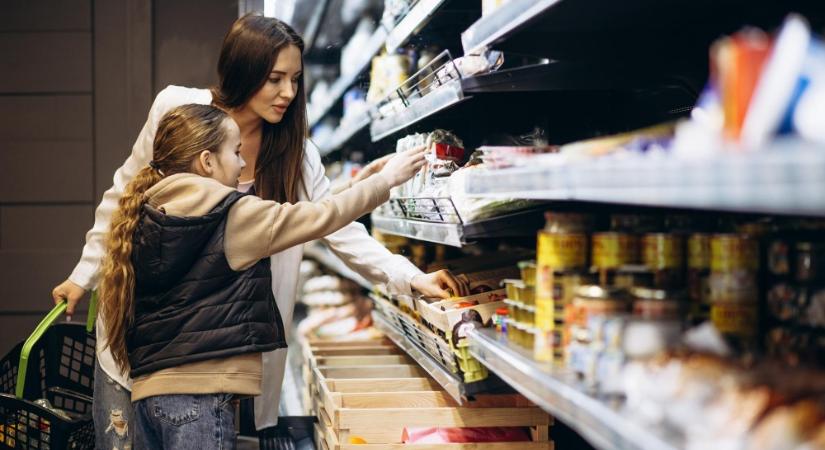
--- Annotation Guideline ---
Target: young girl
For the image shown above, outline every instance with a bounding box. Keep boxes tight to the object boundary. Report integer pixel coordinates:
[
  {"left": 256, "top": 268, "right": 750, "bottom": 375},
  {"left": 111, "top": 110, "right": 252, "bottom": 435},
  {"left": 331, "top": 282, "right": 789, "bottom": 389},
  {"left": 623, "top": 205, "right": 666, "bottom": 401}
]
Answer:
[
  {"left": 52, "top": 14, "right": 467, "bottom": 448},
  {"left": 97, "top": 103, "right": 425, "bottom": 449}
]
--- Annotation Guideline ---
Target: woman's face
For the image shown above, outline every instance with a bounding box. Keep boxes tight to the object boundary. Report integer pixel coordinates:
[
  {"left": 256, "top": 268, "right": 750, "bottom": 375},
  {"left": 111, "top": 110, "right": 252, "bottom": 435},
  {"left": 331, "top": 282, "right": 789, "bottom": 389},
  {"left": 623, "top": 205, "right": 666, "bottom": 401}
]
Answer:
[{"left": 246, "top": 44, "right": 303, "bottom": 124}]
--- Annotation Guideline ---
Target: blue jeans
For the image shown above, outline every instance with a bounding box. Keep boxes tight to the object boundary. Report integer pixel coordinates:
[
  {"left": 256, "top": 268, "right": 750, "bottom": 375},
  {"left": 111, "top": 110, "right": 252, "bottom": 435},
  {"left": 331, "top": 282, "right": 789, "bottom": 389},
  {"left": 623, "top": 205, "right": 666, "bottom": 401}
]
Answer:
[
  {"left": 133, "top": 394, "right": 236, "bottom": 450},
  {"left": 93, "top": 360, "right": 135, "bottom": 449}
]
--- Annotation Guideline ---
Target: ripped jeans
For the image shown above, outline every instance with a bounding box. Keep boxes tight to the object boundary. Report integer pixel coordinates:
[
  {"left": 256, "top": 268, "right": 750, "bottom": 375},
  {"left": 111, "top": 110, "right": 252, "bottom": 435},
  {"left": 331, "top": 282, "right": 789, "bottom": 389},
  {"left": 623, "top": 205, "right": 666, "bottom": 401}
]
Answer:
[{"left": 93, "top": 360, "right": 134, "bottom": 450}]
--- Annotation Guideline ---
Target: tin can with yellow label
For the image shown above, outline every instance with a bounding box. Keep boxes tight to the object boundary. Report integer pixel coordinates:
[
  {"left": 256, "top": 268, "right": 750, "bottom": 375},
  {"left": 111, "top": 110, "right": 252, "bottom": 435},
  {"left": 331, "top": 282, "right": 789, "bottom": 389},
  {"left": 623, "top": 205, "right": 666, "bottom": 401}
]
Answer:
[
  {"left": 642, "top": 233, "right": 684, "bottom": 288},
  {"left": 710, "top": 302, "right": 758, "bottom": 337},
  {"left": 593, "top": 232, "right": 639, "bottom": 269},
  {"left": 710, "top": 234, "right": 759, "bottom": 272}
]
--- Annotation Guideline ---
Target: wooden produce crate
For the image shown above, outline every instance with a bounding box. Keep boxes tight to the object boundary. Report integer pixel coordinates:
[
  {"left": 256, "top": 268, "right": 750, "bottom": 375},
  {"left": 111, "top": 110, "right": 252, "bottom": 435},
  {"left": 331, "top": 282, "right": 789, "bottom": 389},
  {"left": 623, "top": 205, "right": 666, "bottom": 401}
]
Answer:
[
  {"left": 315, "top": 378, "right": 552, "bottom": 448},
  {"left": 301, "top": 337, "right": 406, "bottom": 416}
]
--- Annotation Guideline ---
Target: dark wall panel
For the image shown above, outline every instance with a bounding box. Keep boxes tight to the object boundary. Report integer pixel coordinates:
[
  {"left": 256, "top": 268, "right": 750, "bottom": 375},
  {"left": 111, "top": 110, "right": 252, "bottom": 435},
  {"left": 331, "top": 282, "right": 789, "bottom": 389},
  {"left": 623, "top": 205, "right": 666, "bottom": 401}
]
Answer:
[
  {"left": 0, "top": 141, "right": 93, "bottom": 202},
  {"left": 0, "top": 95, "right": 92, "bottom": 141},
  {"left": 0, "top": 0, "right": 91, "bottom": 32},
  {"left": 0, "top": 205, "right": 94, "bottom": 250},
  {"left": 0, "top": 32, "right": 92, "bottom": 93}
]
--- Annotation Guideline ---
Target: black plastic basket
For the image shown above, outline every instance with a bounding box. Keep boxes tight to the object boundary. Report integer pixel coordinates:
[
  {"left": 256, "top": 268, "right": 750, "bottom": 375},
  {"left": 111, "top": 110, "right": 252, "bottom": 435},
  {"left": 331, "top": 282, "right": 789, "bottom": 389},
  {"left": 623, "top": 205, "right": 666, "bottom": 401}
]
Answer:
[{"left": 0, "top": 301, "right": 97, "bottom": 449}]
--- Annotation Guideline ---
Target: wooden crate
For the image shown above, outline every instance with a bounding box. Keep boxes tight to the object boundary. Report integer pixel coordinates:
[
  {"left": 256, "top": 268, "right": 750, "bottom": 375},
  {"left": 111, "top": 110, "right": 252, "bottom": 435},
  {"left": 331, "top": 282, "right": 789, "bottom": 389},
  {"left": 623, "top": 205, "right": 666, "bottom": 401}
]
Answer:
[
  {"left": 314, "top": 355, "right": 413, "bottom": 367},
  {"left": 316, "top": 380, "right": 552, "bottom": 447}
]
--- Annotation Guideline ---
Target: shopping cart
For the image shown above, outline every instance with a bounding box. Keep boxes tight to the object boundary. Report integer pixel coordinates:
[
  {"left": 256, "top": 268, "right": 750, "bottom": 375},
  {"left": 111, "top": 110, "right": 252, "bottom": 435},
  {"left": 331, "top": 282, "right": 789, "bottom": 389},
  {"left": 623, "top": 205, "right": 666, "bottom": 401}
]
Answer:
[{"left": 0, "top": 294, "right": 98, "bottom": 449}]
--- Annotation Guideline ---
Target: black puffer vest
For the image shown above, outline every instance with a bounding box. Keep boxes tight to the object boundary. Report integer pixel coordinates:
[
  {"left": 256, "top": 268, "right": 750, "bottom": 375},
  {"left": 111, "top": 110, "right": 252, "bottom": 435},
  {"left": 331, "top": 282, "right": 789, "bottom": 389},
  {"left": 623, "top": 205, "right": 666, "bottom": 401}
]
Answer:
[{"left": 126, "top": 191, "right": 286, "bottom": 378}]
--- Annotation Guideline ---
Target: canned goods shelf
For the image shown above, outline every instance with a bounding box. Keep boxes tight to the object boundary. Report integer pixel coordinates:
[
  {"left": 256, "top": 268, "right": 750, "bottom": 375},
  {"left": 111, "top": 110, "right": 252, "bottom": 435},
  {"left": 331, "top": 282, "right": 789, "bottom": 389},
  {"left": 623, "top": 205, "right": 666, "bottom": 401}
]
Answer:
[
  {"left": 467, "top": 327, "right": 685, "bottom": 450},
  {"left": 463, "top": 140, "right": 825, "bottom": 217},
  {"left": 303, "top": 243, "right": 372, "bottom": 290}
]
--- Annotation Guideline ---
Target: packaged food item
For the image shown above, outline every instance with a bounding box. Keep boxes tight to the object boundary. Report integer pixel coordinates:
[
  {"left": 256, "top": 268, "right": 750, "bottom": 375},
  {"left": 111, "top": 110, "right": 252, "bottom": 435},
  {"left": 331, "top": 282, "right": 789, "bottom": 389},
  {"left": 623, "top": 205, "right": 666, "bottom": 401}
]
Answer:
[
  {"left": 641, "top": 233, "right": 685, "bottom": 288},
  {"left": 614, "top": 265, "right": 655, "bottom": 290},
  {"left": 795, "top": 241, "right": 825, "bottom": 283},
  {"left": 535, "top": 212, "right": 593, "bottom": 363},
  {"left": 592, "top": 232, "right": 640, "bottom": 285},
  {"left": 571, "top": 286, "right": 630, "bottom": 330},
  {"left": 768, "top": 239, "right": 792, "bottom": 276},
  {"left": 631, "top": 287, "right": 685, "bottom": 320},
  {"left": 518, "top": 260, "right": 537, "bottom": 286},
  {"left": 492, "top": 307, "right": 509, "bottom": 334},
  {"left": 710, "top": 234, "right": 759, "bottom": 272},
  {"left": 687, "top": 233, "right": 711, "bottom": 320}
]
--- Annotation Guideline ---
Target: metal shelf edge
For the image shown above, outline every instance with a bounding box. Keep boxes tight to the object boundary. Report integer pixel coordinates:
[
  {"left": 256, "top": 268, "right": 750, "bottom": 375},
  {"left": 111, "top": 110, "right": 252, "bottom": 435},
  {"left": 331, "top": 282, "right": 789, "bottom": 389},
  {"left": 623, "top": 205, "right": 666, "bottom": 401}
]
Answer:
[
  {"left": 386, "top": 0, "right": 450, "bottom": 53},
  {"left": 372, "top": 311, "right": 465, "bottom": 403},
  {"left": 371, "top": 214, "right": 465, "bottom": 247},
  {"left": 461, "top": 0, "right": 560, "bottom": 55},
  {"left": 467, "top": 328, "right": 683, "bottom": 450},
  {"left": 370, "top": 79, "right": 467, "bottom": 142}
]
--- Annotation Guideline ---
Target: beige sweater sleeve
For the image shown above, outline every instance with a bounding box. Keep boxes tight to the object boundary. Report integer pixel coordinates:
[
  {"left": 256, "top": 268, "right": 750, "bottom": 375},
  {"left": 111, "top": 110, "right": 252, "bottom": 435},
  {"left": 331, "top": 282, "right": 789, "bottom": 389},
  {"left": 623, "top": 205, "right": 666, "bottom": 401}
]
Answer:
[{"left": 225, "top": 173, "right": 392, "bottom": 271}]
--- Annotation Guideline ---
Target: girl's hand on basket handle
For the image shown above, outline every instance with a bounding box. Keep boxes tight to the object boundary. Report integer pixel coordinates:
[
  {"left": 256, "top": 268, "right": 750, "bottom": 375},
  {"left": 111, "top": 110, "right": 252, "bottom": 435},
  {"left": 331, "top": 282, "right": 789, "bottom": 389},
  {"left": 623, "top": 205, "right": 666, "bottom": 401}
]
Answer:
[{"left": 52, "top": 279, "right": 87, "bottom": 320}]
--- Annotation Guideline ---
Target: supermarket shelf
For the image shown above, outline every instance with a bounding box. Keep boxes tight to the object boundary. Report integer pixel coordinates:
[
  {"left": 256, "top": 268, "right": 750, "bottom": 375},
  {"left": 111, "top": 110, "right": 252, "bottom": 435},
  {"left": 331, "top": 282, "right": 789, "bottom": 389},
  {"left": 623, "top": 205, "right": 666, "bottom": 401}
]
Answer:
[
  {"left": 308, "top": 26, "right": 389, "bottom": 128},
  {"left": 372, "top": 311, "right": 466, "bottom": 403},
  {"left": 303, "top": 243, "right": 372, "bottom": 290},
  {"left": 468, "top": 328, "right": 684, "bottom": 450},
  {"left": 370, "top": 78, "right": 469, "bottom": 142},
  {"left": 318, "top": 112, "right": 371, "bottom": 156},
  {"left": 462, "top": 0, "right": 559, "bottom": 55},
  {"left": 371, "top": 206, "right": 546, "bottom": 247},
  {"left": 371, "top": 214, "right": 464, "bottom": 247},
  {"left": 386, "top": 0, "right": 451, "bottom": 53},
  {"left": 462, "top": 141, "right": 825, "bottom": 217}
]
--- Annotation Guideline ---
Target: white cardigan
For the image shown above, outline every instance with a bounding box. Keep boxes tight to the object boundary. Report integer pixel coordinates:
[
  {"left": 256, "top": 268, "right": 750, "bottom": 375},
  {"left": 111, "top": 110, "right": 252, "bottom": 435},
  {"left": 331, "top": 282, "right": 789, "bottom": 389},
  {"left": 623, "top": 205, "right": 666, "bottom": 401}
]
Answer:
[{"left": 71, "top": 85, "right": 422, "bottom": 388}]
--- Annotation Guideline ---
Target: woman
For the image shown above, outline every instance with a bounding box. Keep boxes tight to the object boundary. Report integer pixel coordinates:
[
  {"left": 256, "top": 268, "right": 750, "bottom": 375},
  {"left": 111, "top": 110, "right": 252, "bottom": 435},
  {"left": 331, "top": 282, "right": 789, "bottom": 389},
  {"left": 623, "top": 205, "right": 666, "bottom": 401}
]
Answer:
[{"left": 51, "top": 14, "right": 466, "bottom": 449}]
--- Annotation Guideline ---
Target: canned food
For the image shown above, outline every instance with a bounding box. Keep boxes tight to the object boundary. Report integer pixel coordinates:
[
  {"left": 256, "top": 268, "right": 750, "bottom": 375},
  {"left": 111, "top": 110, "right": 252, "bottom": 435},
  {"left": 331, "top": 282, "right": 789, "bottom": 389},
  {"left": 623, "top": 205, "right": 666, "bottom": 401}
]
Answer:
[
  {"left": 795, "top": 242, "right": 825, "bottom": 283},
  {"left": 710, "top": 234, "right": 759, "bottom": 272},
  {"left": 502, "top": 279, "right": 524, "bottom": 301},
  {"left": 766, "top": 283, "right": 800, "bottom": 322},
  {"left": 538, "top": 231, "right": 589, "bottom": 270},
  {"left": 708, "top": 272, "right": 758, "bottom": 303},
  {"left": 768, "top": 240, "right": 791, "bottom": 276},
  {"left": 710, "top": 302, "right": 757, "bottom": 337},
  {"left": 688, "top": 234, "right": 711, "bottom": 270},
  {"left": 631, "top": 287, "right": 684, "bottom": 320},
  {"left": 544, "top": 212, "right": 594, "bottom": 233},
  {"left": 614, "top": 265, "right": 655, "bottom": 289},
  {"left": 642, "top": 233, "right": 684, "bottom": 270},
  {"left": 571, "top": 285, "right": 629, "bottom": 329},
  {"left": 518, "top": 260, "right": 537, "bottom": 286},
  {"left": 593, "top": 232, "right": 639, "bottom": 269}
]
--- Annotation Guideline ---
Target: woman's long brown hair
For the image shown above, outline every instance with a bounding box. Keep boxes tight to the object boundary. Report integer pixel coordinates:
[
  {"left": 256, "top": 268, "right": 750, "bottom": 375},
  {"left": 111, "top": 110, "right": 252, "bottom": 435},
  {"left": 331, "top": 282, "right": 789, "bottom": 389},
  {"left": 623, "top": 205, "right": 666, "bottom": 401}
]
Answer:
[
  {"left": 211, "top": 14, "right": 307, "bottom": 203},
  {"left": 100, "top": 104, "right": 230, "bottom": 373}
]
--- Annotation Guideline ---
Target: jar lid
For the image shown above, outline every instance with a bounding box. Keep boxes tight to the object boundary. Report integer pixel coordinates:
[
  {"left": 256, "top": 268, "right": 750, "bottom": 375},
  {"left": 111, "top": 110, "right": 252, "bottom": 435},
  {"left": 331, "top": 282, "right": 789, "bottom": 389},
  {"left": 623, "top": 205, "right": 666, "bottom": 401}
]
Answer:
[
  {"left": 495, "top": 308, "right": 509, "bottom": 315},
  {"left": 631, "top": 287, "right": 685, "bottom": 301},
  {"left": 517, "top": 260, "right": 537, "bottom": 269},
  {"left": 575, "top": 285, "right": 626, "bottom": 299}
]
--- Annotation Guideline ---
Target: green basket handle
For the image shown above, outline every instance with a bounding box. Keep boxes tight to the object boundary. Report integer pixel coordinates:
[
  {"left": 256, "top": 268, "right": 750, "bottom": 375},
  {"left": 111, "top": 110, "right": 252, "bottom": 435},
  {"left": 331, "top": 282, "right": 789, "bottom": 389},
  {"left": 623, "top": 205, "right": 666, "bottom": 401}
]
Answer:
[
  {"left": 16, "top": 302, "right": 67, "bottom": 398},
  {"left": 87, "top": 291, "right": 98, "bottom": 334},
  {"left": 15, "top": 292, "right": 99, "bottom": 399}
]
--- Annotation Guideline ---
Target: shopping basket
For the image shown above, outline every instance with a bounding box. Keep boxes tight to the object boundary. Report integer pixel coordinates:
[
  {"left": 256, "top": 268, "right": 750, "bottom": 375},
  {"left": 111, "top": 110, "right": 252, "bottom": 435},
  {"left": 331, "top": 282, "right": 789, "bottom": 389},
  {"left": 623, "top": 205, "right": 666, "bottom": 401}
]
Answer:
[{"left": 0, "top": 294, "right": 98, "bottom": 449}]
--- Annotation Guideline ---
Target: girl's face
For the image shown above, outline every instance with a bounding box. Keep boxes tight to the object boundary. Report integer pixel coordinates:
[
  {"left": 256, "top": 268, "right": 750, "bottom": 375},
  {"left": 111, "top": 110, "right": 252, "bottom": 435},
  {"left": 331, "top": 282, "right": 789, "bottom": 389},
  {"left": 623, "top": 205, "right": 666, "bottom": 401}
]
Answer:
[
  {"left": 209, "top": 118, "right": 246, "bottom": 187},
  {"left": 247, "top": 44, "right": 303, "bottom": 124}
]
